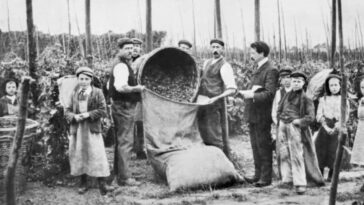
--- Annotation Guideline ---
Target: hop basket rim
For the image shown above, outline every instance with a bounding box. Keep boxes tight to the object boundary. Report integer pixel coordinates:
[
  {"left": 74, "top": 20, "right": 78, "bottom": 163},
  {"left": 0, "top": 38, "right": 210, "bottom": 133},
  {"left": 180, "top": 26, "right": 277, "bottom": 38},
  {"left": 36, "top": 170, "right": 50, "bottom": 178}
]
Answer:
[
  {"left": 0, "top": 116, "right": 39, "bottom": 138},
  {"left": 138, "top": 46, "right": 200, "bottom": 102}
]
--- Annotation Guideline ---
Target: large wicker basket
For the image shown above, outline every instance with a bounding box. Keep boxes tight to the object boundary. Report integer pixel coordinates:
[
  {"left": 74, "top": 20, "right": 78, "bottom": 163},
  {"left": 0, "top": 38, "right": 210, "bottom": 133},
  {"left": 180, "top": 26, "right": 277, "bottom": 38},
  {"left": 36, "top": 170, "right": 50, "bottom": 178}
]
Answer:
[
  {"left": 0, "top": 116, "right": 40, "bottom": 198},
  {"left": 139, "top": 47, "right": 200, "bottom": 103}
]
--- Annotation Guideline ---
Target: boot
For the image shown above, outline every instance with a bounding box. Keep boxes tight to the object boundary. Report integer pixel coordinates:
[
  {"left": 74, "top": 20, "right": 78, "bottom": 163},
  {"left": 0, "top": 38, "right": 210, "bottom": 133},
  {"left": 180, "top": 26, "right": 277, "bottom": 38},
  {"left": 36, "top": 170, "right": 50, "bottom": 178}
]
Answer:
[
  {"left": 78, "top": 174, "right": 88, "bottom": 194},
  {"left": 98, "top": 177, "right": 115, "bottom": 195}
]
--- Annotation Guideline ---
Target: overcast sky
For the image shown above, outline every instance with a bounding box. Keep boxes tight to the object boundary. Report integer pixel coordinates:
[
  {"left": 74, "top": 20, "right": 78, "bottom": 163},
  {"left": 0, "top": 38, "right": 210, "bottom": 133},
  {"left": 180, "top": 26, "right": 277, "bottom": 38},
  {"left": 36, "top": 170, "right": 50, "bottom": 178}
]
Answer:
[{"left": 0, "top": 0, "right": 363, "bottom": 49}]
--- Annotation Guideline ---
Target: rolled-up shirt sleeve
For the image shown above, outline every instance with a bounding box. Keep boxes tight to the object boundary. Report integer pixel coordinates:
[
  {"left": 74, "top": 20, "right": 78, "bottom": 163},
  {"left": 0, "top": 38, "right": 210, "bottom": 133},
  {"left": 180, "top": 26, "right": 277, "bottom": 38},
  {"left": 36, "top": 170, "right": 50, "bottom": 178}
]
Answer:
[
  {"left": 220, "top": 63, "right": 237, "bottom": 90},
  {"left": 113, "top": 63, "right": 129, "bottom": 91}
]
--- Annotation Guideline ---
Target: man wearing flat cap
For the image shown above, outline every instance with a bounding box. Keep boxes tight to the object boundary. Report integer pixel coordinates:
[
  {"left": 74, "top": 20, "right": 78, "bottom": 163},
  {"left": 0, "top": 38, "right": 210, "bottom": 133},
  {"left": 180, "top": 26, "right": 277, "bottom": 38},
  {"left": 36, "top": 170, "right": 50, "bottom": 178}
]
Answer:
[
  {"left": 197, "top": 38, "right": 237, "bottom": 150},
  {"left": 131, "top": 38, "right": 143, "bottom": 63},
  {"left": 109, "top": 37, "right": 144, "bottom": 186},
  {"left": 178, "top": 39, "right": 193, "bottom": 55},
  {"left": 238, "top": 41, "right": 279, "bottom": 187}
]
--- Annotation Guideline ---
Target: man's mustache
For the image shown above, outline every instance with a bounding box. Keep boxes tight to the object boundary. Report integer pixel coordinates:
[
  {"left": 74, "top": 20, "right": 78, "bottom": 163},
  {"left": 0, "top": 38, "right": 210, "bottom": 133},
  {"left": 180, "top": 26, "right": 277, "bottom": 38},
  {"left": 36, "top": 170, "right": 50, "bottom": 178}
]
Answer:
[{"left": 213, "top": 51, "right": 218, "bottom": 55}]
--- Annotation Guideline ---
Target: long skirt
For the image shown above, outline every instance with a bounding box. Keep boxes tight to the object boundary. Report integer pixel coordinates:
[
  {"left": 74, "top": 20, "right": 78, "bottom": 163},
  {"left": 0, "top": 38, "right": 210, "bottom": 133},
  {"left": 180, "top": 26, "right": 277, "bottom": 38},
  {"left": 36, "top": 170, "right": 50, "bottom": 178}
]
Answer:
[
  {"left": 69, "top": 121, "right": 110, "bottom": 177},
  {"left": 351, "top": 119, "right": 364, "bottom": 165}
]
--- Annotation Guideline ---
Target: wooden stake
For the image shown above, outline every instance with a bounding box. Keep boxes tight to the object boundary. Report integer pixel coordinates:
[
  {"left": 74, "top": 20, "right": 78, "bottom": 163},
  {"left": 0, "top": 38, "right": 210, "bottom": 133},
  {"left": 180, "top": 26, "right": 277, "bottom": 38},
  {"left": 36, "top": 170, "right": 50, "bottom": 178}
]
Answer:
[
  {"left": 5, "top": 77, "right": 32, "bottom": 205},
  {"left": 330, "top": 0, "right": 337, "bottom": 69},
  {"left": 146, "top": 0, "right": 152, "bottom": 52},
  {"left": 329, "top": 0, "right": 346, "bottom": 203},
  {"left": 85, "top": 0, "right": 92, "bottom": 68},
  {"left": 255, "top": 0, "right": 260, "bottom": 41}
]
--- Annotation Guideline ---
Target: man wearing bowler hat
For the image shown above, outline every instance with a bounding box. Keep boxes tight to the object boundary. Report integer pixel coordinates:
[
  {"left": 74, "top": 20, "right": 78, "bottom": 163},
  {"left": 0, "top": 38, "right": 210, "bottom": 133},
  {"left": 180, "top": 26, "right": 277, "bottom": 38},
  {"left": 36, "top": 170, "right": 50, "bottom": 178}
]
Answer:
[
  {"left": 110, "top": 37, "right": 144, "bottom": 186},
  {"left": 197, "top": 38, "right": 237, "bottom": 150},
  {"left": 238, "top": 41, "right": 279, "bottom": 187}
]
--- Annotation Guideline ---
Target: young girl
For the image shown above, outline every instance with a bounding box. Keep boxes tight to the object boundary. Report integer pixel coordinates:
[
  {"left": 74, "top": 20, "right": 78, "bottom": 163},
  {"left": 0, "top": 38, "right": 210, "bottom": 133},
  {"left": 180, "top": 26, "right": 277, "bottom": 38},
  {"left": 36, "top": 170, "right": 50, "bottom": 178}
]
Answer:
[
  {"left": 0, "top": 79, "right": 19, "bottom": 117},
  {"left": 351, "top": 78, "right": 364, "bottom": 192},
  {"left": 315, "top": 74, "right": 349, "bottom": 182},
  {"left": 65, "top": 67, "right": 113, "bottom": 195}
]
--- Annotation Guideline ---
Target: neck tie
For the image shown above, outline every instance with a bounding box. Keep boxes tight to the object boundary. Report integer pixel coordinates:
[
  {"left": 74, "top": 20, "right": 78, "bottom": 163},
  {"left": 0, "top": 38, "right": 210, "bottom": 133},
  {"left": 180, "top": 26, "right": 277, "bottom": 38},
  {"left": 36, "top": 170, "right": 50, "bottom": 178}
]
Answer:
[{"left": 78, "top": 88, "right": 87, "bottom": 101}]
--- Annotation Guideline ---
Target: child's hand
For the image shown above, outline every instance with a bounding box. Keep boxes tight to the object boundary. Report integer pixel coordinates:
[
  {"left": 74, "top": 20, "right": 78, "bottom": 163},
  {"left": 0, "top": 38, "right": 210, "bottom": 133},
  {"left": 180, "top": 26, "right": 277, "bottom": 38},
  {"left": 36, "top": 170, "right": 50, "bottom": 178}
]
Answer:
[
  {"left": 74, "top": 114, "right": 83, "bottom": 122},
  {"left": 80, "top": 112, "right": 90, "bottom": 120},
  {"left": 292, "top": 119, "right": 301, "bottom": 127}
]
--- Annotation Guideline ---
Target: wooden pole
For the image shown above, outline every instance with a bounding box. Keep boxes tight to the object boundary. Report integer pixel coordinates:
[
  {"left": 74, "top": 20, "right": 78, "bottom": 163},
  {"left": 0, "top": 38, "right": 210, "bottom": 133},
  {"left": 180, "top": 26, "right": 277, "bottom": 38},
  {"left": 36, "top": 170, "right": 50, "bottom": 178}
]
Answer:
[
  {"left": 26, "top": 0, "right": 38, "bottom": 106},
  {"left": 330, "top": 0, "right": 337, "bottom": 69},
  {"left": 5, "top": 77, "right": 32, "bottom": 205},
  {"left": 277, "top": 0, "right": 282, "bottom": 63},
  {"left": 214, "top": 0, "right": 230, "bottom": 159},
  {"left": 255, "top": 0, "right": 260, "bottom": 41},
  {"left": 67, "top": 0, "right": 71, "bottom": 58},
  {"left": 146, "top": 0, "right": 152, "bottom": 52},
  {"left": 215, "top": 0, "right": 222, "bottom": 39},
  {"left": 192, "top": 0, "right": 197, "bottom": 55},
  {"left": 329, "top": 0, "right": 346, "bottom": 203},
  {"left": 85, "top": 0, "right": 92, "bottom": 68},
  {"left": 281, "top": 2, "right": 287, "bottom": 61}
]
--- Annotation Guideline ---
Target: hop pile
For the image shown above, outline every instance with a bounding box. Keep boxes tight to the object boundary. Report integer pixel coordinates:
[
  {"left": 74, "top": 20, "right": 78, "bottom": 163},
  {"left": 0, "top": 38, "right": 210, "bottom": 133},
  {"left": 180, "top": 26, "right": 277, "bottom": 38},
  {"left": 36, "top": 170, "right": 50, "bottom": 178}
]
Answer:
[{"left": 141, "top": 65, "right": 196, "bottom": 103}]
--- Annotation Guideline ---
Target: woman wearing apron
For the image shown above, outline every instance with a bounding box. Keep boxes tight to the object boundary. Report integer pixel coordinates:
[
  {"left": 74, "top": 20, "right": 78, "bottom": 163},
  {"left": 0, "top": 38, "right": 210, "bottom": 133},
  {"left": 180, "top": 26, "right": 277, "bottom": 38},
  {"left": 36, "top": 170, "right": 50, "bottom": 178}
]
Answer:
[{"left": 65, "top": 67, "right": 113, "bottom": 195}]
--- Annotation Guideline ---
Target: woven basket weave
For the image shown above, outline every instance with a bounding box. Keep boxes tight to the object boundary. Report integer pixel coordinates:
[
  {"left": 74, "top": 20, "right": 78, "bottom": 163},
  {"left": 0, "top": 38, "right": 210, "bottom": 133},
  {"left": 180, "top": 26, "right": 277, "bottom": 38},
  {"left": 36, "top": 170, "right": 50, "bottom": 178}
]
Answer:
[{"left": 0, "top": 116, "right": 40, "bottom": 197}]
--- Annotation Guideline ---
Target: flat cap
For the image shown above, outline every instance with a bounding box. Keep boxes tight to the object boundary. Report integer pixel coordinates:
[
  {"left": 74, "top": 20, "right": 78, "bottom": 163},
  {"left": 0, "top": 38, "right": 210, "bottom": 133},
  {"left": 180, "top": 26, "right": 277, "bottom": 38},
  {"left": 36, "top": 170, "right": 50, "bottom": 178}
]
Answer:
[
  {"left": 76, "top": 66, "right": 94, "bottom": 77},
  {"left": 279, "top": 68, "right": 292, "bottom": 77},
  {"left": 132, "top": 38, "right": 143, "bottom": 45},
  {"left": 290, "top": 71, "right": 307, "bottom": 81},
  {"left": 178, "top": 39, "right": 192, "bottom": 48},
  {"left": 117, "top": 37, "right": 134, "bottom": 48},
  {"left": 210, "top": 38, "right": 225, "bottom": 47}
]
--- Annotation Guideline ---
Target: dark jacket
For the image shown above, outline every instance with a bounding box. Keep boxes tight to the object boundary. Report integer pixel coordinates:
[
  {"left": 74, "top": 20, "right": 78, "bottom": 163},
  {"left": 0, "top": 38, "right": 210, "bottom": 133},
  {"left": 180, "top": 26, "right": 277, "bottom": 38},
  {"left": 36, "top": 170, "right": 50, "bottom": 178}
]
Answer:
[
  {"left": 65, "top": 85, "right": 107, "bottom": 135},
  {"left": 277, "top": 90, "right": 325, "bottom": 186},
  {"left": 244, "top": 60, "right": 279, "bottom": 124}
]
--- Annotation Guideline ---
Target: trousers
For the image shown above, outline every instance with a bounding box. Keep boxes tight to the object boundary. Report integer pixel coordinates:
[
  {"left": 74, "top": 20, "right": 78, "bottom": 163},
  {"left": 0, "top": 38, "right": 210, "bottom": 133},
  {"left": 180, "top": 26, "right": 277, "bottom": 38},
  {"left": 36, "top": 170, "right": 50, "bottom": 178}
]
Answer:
[
  {"left": 278, "top": 122, "right": 306, "bottom": 186},
  {"left": 112, "top": 101, "right": 136, "bottom": 182}
]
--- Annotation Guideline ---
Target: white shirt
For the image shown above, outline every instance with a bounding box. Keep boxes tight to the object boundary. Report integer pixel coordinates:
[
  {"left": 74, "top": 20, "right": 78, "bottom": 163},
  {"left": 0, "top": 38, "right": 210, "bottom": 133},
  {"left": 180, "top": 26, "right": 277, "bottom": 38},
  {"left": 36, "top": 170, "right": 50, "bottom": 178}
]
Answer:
[
  {"left": 271, "top": 87, "right": 291, "bottom": 125},
  {"left": 202, "top": 57, "right": 237, "bottom": 90},
  {"left": 113, "top": 63, "right": 130, "bottom": 91},
  {"left": 257, "top": 57, "right": 268, "bottom": 69}
]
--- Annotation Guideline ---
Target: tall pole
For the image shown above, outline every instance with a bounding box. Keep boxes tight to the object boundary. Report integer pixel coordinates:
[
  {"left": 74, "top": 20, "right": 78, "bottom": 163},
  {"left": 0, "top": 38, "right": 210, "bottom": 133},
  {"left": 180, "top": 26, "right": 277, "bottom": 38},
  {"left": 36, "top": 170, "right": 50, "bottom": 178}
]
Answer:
[
  {"left": 330, "top": 0, "right": 337, "bottom": 69},
  {"left": 26, "top": 0, "right": 38, "bottom": 106},
  {"left": 329, "top": 0, "right": 346, "bottom": 204},
  {"left": 215, "top": 0, "right": 222, "bottom": 39},
  {"left": 67, "top": 0, "right": 71, "bottom": 57},
  {"left": 255, "top": 0, "right": 260, "bottom": 41},
  {"left": 214, "top": 0, "right": 230, "bottom": 159},
  {"left": 146, "top": 0, "right": 152, "bottom": 52},
  {"left": 85, "top": 0, "right": 92, "bottom": 68},
  {"left": 277, "top": 0, "right": 282, "bottom": 63},
  {"left": 192, "top": 0, "right": 197, "bottom": 55}
]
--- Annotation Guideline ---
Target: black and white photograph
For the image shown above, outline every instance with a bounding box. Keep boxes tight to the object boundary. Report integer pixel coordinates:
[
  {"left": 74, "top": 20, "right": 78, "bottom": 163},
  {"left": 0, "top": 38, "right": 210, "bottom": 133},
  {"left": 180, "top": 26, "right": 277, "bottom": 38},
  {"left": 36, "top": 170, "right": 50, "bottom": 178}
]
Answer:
[{"left": 0, "top": 0, "right": 364, "bottom": 204}]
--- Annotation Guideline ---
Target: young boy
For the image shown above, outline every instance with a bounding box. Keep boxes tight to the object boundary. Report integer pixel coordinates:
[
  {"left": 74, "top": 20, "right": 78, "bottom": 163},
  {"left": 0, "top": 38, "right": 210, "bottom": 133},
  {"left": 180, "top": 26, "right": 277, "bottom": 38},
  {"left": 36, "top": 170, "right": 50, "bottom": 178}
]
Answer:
[
  {"left": 272, "top": 68, "right": 292, "bottom": 125},
  {"left": 276, "top": 71, "right": 324, "bottom": 194},
  {"left": 0, "top": 79, "right": 19, "bottom": 117}
]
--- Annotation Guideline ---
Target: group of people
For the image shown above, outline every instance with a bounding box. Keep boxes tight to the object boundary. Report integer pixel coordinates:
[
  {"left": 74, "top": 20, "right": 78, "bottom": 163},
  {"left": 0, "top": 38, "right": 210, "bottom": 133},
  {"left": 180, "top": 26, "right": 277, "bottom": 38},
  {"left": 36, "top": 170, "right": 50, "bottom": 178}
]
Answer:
[{"left": 1, "top": 36, "right": 364, "bottom": 197}]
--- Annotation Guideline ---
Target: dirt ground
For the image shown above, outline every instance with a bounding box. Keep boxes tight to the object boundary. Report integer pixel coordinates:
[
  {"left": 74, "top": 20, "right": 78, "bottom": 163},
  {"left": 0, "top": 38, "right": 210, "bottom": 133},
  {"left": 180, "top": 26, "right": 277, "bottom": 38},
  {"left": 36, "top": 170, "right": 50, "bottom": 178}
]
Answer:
[{"left": 12, "top": 135, "right": 364, "bottom": 205}]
